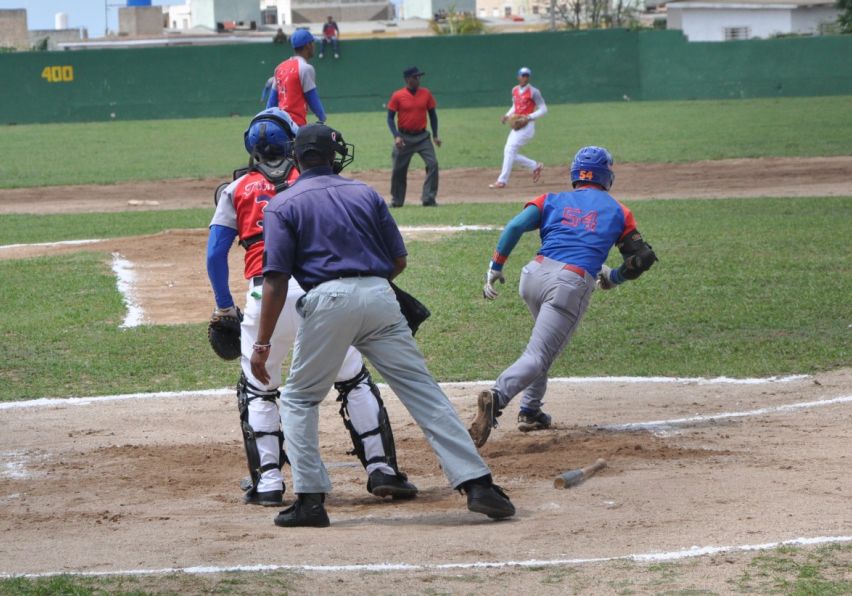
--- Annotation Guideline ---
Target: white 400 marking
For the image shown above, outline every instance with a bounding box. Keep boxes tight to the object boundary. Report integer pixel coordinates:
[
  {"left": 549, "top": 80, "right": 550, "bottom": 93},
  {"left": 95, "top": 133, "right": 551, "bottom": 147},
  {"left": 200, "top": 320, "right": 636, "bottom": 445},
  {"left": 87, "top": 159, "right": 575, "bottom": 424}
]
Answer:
[{"left": 41, "top": 65, "right": 74, "bottom": 83}]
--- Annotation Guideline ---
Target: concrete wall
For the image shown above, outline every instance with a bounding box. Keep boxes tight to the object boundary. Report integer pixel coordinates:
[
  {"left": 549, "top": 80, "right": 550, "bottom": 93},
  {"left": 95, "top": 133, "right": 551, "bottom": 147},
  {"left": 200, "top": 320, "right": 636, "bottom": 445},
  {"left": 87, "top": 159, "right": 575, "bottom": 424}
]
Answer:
[
  {"left": 790, "top": 6, "right": 839, "bottom": 34},
  {"left": 291, "top": 2, "right": 391, "bottom": 23},
  {"left": 0, "top": 9, "right": 28, "bottom": 50},
  {"left": 29, "top": 28, "right": 87, "bottom": 51},
  {"left": 118, "top": 6, "right": 164, "bottom": 36}
]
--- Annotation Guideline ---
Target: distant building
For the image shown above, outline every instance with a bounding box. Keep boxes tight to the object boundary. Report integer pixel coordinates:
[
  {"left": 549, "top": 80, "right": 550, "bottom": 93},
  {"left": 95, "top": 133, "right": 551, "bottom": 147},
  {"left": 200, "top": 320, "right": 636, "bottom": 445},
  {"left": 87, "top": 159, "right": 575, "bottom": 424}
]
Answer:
[
  {"left": 0, "top": 9, "right": 29, "bottom": 50},
  {"left": 476, "top": 0, "right": 541, "bottom": 19},
  {"left": 405, "top": 0, "right": 476, "bottom": 20},
  {"left": 29, "top": 27, "right": 87, "bottom": 51},
  {"left": 119, "top": 5, "right": 165, "bottom": 36},
  {"left": 667, "top": 0, "right": 841, "bottom": 41}
]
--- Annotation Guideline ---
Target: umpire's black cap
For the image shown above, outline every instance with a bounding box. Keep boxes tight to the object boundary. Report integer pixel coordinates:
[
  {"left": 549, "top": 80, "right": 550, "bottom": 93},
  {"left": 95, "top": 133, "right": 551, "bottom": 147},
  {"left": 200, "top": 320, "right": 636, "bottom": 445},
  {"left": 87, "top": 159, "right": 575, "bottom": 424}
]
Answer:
[
  {"left": 403, "top": 66, "right": 425, "bottom": 78},
  {"left": 294, "top": 124, "right": 339, "bottom": 161}
]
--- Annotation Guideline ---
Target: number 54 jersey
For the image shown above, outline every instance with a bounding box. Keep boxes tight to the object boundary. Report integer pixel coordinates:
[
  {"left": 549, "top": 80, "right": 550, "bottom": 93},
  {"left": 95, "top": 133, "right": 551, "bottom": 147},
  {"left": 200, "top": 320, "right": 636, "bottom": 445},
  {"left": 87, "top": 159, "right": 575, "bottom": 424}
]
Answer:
[{"left": 526, "top": 187, "right": 637, "bottom": 277}]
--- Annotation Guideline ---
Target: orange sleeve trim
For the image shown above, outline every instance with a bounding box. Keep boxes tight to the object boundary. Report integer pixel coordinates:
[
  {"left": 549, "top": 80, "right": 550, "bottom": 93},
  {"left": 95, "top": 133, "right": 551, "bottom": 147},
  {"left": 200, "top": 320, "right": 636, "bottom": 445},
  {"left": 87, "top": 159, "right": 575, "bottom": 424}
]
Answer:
[
  {"left": 492, "top": 251, "right": 508, "bottom": 265},
  {"left": 618, "top": 201, "right": 637, "bottom": 240},
  {"left": 525, "top": 193, "right": 547, "bottom": 212}
]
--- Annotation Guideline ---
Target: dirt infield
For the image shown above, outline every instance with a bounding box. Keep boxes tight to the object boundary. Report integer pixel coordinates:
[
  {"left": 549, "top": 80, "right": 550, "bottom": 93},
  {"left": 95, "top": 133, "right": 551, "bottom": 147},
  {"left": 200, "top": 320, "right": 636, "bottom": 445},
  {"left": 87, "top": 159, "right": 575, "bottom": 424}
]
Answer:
[
  {"left": 2, "top": 156, "right": 851, "bottom": 215},
  {"left": 1, "top": 371, "right": 850, "bottom": 590}
]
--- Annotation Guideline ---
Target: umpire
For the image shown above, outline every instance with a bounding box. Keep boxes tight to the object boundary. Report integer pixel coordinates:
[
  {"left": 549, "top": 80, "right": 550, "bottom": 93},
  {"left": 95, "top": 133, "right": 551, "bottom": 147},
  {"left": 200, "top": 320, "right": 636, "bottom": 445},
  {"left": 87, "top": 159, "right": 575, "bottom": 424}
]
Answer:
[
  {"left": 251, "top": 124, "right": 515, "bottom": 527},
  {"left": 387, "top": 66, "right": 441, "bottom": 207}
]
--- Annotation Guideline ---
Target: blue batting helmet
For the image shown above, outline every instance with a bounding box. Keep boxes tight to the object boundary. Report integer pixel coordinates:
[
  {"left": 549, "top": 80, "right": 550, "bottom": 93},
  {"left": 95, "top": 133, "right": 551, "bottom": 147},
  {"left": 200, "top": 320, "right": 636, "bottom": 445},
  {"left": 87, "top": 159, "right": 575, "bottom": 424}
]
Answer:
[
  {"left": 244, "top": 108, "right": 298, "bottom": 160},
  {"left": 517, "top": 66, "right": 532, "bottom": 77},
  {"left": 570, "top": 146, "right": 615, "bottom": 190},
  {"left": 290, "top": 29, "right": 314, "bottom": 49}
]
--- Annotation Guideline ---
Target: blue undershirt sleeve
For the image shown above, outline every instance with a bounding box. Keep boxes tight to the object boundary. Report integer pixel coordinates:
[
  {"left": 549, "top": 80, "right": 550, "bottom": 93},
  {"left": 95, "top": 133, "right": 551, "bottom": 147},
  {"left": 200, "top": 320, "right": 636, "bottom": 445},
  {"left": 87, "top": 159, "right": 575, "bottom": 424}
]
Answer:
[
  {"left": 265, "top": 88, "right": 278, "bottom": 110},
  {"left": 490, "top": 205, "right": 541, "bottom": 271},
  {"left": 387, "top": 110, "right": 399, "bottom": 137},
  {"left": 304, "top": 88, "right": 326, "bottom": 122},
  {"left": 428, "top": 108, "right": 438, "bottom": 137},
  {"left": 206, "top": 224, "right": 238, "bottom": 309}
]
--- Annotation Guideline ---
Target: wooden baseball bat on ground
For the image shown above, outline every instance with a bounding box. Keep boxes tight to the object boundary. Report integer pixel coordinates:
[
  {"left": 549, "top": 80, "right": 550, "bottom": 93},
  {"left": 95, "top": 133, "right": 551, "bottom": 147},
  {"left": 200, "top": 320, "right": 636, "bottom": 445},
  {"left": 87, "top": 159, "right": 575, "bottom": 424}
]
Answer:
[{"left": 553, "top": 458, "right": 607, "bottom": 489}]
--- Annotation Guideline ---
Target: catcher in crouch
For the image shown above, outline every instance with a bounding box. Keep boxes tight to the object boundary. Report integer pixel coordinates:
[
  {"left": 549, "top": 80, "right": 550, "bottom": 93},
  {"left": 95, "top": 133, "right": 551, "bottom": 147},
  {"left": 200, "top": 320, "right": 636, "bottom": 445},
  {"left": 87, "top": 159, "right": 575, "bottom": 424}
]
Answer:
[{"left": 206, "top": 108, "right": 418, "bottom": 506}]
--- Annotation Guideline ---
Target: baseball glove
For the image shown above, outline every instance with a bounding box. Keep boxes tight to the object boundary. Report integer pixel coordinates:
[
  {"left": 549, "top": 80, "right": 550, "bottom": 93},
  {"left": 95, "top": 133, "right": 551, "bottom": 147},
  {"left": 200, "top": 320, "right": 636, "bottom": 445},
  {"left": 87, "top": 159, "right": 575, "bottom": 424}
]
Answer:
[
  {"left": 509, "top": 115, "right": 530, "bottom": 131},
  {"left": 208, "top": 307, "right": 243, "bottom": 361},
  {"left": 390, "top": 283, "right": 431, "bottom": 336}
]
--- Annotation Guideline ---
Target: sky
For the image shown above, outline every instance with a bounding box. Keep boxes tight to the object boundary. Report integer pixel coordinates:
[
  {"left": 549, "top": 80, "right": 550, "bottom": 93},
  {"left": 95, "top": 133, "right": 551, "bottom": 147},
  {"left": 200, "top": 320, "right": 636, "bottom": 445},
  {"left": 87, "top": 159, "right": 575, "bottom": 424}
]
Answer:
[{"left": 0, "top": 1, "right": 185, "bottom": 37}]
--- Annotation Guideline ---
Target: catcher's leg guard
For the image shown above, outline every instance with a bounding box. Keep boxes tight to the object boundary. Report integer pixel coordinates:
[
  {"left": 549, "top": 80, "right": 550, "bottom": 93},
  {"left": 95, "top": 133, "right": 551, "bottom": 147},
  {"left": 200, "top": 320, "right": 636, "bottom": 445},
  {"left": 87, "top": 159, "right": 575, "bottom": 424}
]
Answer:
[
  {"left": 334, "top": 366, "right": 401, "bottom": 476},
  {"left": 237, "top": 373, "right": 286, "bottom": 497}
]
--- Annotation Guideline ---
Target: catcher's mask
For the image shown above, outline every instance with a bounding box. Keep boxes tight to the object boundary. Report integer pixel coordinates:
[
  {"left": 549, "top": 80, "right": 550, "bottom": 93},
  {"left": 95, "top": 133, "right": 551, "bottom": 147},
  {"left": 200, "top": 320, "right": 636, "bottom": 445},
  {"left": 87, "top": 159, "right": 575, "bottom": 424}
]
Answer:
[{"left": 294, "top": 123, "right": 355, "bottom": 174}]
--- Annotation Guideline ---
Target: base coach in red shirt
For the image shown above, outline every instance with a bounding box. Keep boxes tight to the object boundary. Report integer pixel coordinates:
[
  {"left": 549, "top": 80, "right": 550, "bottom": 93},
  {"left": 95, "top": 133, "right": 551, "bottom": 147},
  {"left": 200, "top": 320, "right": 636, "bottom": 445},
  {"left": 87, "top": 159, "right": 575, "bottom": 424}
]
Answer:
[{"left": 387, "top": 66, "right": 441, "bottom": 207}]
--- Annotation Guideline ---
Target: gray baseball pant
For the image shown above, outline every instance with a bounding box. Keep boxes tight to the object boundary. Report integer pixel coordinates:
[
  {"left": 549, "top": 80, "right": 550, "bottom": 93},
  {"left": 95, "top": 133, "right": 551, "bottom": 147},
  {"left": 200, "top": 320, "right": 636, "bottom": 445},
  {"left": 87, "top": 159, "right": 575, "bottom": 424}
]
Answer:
[
  {"left": 279, "top": 276, "right": 490, "bottom": 493},
  {"left": 493, "top": 256, "right": 595, "bottom": 412},
  {"left": 390, "top": 131, "right": 439, "bottom": 206}
]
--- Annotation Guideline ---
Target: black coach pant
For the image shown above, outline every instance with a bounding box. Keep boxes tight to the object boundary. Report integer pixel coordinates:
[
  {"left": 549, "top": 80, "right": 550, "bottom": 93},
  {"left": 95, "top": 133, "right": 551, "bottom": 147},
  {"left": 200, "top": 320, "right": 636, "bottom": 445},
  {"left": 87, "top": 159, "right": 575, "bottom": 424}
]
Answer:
[{"left": 390, "top": 131, "right": 439, "bottom": 207}]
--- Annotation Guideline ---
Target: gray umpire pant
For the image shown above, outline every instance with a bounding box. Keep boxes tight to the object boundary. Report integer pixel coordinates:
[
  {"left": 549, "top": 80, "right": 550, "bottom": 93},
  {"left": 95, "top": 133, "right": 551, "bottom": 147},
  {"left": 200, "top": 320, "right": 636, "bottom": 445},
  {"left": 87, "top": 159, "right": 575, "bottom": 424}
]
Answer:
[
  {"left": 279, "top": 276, "right": 490, "bottom": 494},
  {"left": 390, "top": 131, "right": 439, "bottom": 206},
  {"left": 493, "top": 256, "right": 595, "bottom": 412}
]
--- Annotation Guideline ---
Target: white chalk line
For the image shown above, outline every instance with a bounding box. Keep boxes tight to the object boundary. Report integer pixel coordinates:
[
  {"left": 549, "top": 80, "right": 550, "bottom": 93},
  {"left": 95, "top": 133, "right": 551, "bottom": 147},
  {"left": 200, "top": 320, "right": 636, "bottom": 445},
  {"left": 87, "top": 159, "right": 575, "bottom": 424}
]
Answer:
[
  {"left": 0, "top": 374, "right": 812, "bottom": 411},
  {"left": 2, "top": 535, "right": 850, "bottom": 579},
  {"left": 601, "top": 394, "right": 852, "bottom": 431},
  {"left": 0, "top": 226, "right": 500, "bottom": 254},
  {"left": 0, "top": 238, "right": 105, "bottom": 251},
  {"left": 110, "top": 252, "right": 144, "bottom": 328}
]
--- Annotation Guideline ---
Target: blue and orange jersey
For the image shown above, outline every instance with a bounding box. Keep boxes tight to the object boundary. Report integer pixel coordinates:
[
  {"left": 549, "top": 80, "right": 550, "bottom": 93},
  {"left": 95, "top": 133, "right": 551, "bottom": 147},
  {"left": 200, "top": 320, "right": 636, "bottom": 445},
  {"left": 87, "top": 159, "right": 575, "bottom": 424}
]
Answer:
[{"left": 525, "top": 187, "right": 636, "bottom": 276}]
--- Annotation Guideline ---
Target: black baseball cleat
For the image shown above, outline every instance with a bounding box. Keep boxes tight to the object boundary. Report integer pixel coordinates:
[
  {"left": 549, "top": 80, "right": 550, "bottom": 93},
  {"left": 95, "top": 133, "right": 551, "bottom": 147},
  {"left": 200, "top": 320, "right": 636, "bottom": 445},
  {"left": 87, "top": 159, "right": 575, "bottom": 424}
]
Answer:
[
  {"left": 468, "top": 389, "right": 502, "bottom": 448},
  {"left": 274, "top": 493, "right": 330, "bottom": 528},
  {"left": 367, "top": 470, "right": 419, "bottom": 500},
  {"left": 460, "top": 478, "right": 515, "bottom": 520},
  {"left": 517, "top": 409, "right": 552, "bottom": 432},
  {"left": 243, "top": 488, "right": 284, "bottom": 507}
]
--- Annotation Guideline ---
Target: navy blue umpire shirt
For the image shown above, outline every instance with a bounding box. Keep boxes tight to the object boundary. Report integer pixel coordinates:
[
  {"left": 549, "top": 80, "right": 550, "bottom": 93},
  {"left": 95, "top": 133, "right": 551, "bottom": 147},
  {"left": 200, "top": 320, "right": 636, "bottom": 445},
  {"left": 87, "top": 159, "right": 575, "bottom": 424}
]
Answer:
[{"left": 263, "top": 166, "right": 408, "bottom": 290}]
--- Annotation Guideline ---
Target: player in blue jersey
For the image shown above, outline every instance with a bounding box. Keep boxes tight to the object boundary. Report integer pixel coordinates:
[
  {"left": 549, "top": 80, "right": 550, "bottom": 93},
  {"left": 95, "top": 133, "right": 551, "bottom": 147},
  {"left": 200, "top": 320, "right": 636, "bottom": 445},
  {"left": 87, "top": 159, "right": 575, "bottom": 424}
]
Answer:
[{"left": 468, "top": 146, "right": 658, "bottom": 447}]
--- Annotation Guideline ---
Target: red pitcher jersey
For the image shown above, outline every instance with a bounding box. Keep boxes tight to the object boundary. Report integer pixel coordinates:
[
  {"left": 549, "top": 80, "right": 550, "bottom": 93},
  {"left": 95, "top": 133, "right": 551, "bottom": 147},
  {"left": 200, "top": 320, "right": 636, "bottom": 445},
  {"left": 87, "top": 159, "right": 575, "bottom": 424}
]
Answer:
[
  {"left": 210, "top": 169, "right": 300, "bottom": 279},
  {"left": 526, "top": 187, "right": 637, "bottom": 276},
  {"left": 273, "top": 56, "right": 316, "bottom": 126}
]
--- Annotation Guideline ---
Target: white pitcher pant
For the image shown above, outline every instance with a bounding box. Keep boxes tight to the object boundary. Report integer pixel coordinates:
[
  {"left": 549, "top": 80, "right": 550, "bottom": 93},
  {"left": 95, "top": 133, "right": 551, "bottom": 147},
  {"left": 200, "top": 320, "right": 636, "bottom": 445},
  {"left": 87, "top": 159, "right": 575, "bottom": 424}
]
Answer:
[{"left": 498, "top": 122, "right": 537, "bottom": 184}]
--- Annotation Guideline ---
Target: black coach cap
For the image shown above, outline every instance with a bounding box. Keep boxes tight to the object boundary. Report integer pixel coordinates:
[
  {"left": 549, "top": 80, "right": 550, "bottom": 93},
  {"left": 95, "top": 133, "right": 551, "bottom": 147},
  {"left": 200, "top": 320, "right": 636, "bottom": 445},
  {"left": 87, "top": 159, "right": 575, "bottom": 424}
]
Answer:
[
  {"left": 294, "top": 123, "right": 339, "bottom": 160},
  {"left": 403, "top": 66, "right": 425, "bottom": 78}
]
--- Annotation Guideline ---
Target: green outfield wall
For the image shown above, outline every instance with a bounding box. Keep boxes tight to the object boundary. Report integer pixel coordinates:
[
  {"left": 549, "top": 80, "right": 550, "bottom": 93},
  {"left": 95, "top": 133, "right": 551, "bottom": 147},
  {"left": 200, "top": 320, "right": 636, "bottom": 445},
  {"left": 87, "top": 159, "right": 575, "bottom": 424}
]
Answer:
[{"left": 1, "top": 30, "right": 850, "bottom": 124}]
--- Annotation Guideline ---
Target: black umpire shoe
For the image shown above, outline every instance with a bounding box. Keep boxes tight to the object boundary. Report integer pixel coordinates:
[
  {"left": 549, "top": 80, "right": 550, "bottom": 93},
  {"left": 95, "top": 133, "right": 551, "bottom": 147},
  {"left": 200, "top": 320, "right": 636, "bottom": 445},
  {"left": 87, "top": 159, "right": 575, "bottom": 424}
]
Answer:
[
  {"left": 460, "top": 476, "right": 515, "bottom": 520},
  {"left": 243, "top": 488, "right": 284, "bottom": 507},
  {"left": 367, "top": 470, "right": 419, "bottom": 500},
  {"left": 274, "top": 493, "right": 330, "bottom": 528}
]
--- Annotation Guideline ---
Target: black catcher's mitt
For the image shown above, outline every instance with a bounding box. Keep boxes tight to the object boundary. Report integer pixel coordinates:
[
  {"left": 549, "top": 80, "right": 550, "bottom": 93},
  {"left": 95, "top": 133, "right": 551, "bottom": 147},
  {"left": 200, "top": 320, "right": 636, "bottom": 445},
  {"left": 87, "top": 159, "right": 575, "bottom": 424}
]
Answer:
[
  {"left": 208, "top": 307, "right": 243, "bottom": 360},
  {"left": 390, "top": 283, "right": 431, "bottom": 336}
]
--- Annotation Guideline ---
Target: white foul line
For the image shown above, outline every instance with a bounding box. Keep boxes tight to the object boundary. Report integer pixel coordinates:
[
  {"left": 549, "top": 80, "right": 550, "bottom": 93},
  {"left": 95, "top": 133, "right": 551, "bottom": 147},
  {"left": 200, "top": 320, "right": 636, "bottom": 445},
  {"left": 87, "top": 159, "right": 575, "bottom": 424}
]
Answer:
[
  {"left": 110, "top": 252, "right": 144, "bottom": 328},
  {"left": 600, "top": 394, "right": 852, "bottom": 431},
  {"left": 0, "top": 238, "right": 105, "bottom": 251},
  {"left": 2, "top": 535, "right": 850, "bottom": 579},
  {"left": 0, "top": 375, "right": 811, "bottom": 411}
]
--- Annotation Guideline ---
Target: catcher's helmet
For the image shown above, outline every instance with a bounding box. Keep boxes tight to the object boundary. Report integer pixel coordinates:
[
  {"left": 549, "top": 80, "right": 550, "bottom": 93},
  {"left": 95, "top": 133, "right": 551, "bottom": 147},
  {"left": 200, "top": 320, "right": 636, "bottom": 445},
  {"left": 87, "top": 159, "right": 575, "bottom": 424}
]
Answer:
[
  {"left": 244, "top": 108, "right": 298, "bottom": 160},
  {"left": 570, "top": 146, "right": 614, "bottom": 190}
]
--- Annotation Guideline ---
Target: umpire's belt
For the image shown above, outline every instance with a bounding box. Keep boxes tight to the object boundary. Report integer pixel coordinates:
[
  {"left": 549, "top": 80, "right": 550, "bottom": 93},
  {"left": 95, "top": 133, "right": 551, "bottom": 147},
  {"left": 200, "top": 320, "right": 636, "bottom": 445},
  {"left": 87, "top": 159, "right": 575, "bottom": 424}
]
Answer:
[
  {"left": 252, "top": 276, "right": 264, "bottom": 287},
  {"left": 534, "top": 255, "right": 586, "bottom": 279},
  {"left": 399, "top": 129, "right": 426, "bottom": 135}
]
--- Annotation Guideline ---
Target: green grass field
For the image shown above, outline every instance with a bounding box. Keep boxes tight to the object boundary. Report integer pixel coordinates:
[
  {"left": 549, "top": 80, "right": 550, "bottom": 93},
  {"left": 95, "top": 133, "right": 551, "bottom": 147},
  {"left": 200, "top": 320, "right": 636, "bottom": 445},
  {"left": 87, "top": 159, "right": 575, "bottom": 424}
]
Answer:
[
  {"left": 1, "top": 95, "right": 850, "bottom": 189},
  {"left": 1, "top": 196, "right": 849, "bottom": 401}
]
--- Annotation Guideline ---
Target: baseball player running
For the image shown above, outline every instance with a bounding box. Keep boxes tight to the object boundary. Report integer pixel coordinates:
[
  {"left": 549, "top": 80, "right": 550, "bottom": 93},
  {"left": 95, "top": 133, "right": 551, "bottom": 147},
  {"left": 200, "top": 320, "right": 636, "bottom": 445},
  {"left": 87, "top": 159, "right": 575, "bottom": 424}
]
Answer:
[
  {"left": 267, "top": 29, "right": 327, "bottom": 125},
  {"left": 490, "top": 67, "right": 547, "bottom": 189},
  {"left": 206, "top": 108, "right": 417, "bottom": 506},
  {"left": 470, "top": 146, "right": 657, "bottom": 446}
]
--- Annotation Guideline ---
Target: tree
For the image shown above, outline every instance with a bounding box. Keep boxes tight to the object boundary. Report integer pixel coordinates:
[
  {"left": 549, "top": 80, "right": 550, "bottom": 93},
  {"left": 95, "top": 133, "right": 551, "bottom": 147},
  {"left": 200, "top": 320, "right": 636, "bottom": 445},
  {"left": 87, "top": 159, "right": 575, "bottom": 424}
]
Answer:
[{"left": 839, "top": 0, "right": 852, "bottom": 33}]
